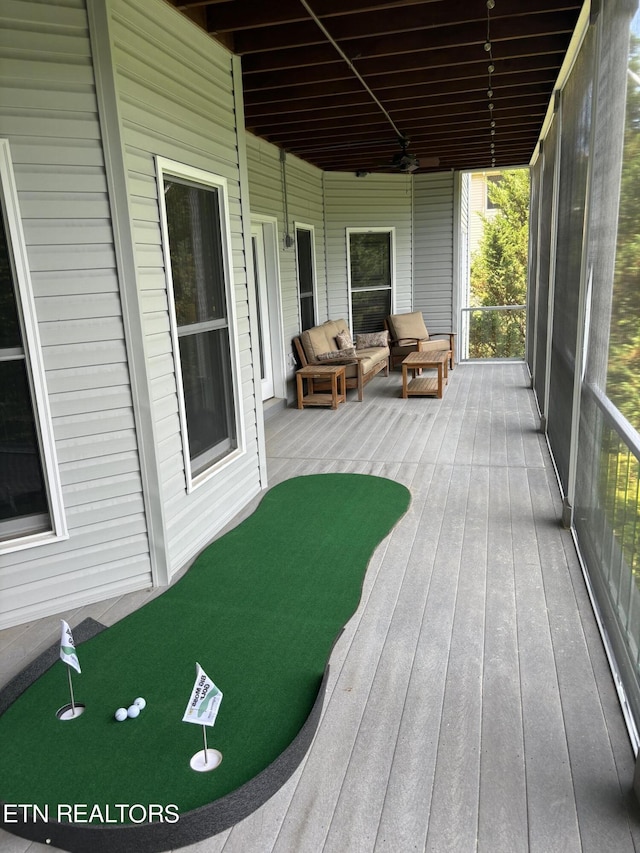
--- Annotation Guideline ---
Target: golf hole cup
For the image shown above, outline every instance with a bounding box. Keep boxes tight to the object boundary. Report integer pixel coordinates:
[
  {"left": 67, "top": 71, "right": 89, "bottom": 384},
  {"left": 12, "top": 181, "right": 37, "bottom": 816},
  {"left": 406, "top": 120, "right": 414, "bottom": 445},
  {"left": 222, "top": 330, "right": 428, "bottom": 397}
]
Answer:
[{"left": 56, "top": 703, "right": 85, "bottom": 721}]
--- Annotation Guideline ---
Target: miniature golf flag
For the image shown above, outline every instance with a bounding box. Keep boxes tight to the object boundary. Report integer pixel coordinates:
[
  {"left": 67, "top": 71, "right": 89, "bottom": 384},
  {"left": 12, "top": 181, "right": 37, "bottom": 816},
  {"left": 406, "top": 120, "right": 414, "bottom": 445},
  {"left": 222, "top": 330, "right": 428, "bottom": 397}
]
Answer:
[
  {"left": 182, "top": 663, "right": 222, "bottom": 727},
  {"left": 60, "top": 620, "right": 81, "bottom": 674}
]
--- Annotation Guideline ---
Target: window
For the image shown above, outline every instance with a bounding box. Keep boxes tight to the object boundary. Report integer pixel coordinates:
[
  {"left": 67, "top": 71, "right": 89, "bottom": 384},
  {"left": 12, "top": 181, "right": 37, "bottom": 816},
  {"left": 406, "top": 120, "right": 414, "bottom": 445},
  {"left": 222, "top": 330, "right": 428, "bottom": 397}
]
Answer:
[
  {"left": 295, "top": 225, "right": 316, "bottom": 331},
  {"left": 0, "top": 140, "right": 65, "bottom": 550},
  {"left": 486, "top": 174, "right": 502, "bottom": 210},
  {"left": 157, "top": 159, "right": 242, "bottom": 487},
  {"left": 348, "top": 229, "right": 394, "bottom": 335}
]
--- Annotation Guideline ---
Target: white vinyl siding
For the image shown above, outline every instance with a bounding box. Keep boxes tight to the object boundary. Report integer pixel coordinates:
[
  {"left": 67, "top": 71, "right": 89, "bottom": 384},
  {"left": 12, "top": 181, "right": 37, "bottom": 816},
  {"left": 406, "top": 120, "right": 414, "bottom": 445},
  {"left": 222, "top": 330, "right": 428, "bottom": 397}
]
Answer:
[
  {"left": 0, "top": 0, "right": 152, "bottom": 628},
  {"left": 413, "top": 172, "right": 455, "bottom": 334},
  {"left": 468, "top": 170, "right": 502, "bottom": 254},
  {"left": 108, "top": 0, "right": 260, "bottom": 573},
  {"left": 324, "top": 172, "right": 413, "bottom": 324},
  {"left": 245, "top": 133, "right": 326, "bottom": 384}
]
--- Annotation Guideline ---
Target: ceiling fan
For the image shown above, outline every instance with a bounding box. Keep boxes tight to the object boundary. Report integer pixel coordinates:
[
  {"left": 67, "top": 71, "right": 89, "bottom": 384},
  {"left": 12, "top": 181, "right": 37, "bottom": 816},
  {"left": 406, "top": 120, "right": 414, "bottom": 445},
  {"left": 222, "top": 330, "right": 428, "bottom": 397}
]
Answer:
[
  {"left": 359, "top": 136, "right": 438, "bottom": 175},
  {"left": 391, "top": 136, "right": 420, "bottom": 173}
]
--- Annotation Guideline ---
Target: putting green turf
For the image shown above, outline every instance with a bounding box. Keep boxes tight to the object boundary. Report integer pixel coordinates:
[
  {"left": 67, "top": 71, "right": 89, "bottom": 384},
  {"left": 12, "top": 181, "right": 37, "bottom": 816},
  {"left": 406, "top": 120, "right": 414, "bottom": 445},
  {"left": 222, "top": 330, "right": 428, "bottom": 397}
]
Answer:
[{"left": 0, "top": 474, "right": 410, "bottom": 823}]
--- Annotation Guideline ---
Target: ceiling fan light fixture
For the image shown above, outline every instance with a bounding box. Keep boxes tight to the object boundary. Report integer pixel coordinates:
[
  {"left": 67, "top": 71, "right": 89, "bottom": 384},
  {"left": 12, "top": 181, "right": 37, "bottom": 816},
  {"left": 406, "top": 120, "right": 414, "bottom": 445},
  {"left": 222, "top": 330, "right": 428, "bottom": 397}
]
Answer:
[{"left": 392, "top": 136, "right": 420, "bottom": 172}]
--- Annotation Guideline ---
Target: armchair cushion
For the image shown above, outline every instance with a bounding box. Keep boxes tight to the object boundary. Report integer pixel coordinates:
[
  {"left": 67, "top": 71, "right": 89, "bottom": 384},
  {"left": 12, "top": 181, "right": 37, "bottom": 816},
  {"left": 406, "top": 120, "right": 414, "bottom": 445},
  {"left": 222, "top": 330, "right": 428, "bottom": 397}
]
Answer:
[{"left": 388, "top": 311, "right": 429, "bottom": 346}]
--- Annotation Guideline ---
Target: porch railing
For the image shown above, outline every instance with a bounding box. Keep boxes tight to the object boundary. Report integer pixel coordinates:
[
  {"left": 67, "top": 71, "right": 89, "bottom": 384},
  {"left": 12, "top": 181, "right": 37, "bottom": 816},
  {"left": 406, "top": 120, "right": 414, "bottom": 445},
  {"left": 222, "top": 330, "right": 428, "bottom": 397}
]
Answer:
[
  {"left": 576, "top": 382, "right": 640, "bottom": 731},
  {"left": 460, "top": 304, "right": 526, "bottom": 360}
]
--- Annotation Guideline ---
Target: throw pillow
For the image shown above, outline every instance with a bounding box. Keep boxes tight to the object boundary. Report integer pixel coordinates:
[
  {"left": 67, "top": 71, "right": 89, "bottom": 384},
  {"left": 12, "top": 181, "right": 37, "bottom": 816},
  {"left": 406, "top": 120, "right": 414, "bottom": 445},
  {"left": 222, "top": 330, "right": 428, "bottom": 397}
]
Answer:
[
  {"left": 336, "top": 330, "right": 354, "bottom": 350},
  {"left": 316, "top": 346, "right": 358, "bottom": 364},
  {"left": 355, "top": 330, "right": 389, "bottom": 349}
]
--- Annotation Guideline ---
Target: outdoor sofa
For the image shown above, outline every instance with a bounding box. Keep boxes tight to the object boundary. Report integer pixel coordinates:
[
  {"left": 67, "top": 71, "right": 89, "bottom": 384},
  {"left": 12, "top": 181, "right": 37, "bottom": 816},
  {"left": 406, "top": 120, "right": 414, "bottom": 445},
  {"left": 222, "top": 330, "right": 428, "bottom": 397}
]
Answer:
[{"left": 293, "top": 319, "right": 389, "bottom": 401}]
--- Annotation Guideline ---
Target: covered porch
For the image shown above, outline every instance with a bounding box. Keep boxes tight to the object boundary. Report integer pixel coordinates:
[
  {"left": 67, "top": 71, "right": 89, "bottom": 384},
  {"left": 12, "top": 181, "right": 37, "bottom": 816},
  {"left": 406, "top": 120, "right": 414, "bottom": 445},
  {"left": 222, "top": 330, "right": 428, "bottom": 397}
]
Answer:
[{"left": 2, "top": 362, "right": 638, "bottom": 852}]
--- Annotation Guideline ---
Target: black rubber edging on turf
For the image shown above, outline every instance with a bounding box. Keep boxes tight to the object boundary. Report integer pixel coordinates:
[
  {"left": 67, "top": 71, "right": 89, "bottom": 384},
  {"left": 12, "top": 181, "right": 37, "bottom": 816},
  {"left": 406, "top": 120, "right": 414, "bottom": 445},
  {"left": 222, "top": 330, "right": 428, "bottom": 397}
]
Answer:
[{"left": 0, "top": 617, "right": 333, "bottom": 853}]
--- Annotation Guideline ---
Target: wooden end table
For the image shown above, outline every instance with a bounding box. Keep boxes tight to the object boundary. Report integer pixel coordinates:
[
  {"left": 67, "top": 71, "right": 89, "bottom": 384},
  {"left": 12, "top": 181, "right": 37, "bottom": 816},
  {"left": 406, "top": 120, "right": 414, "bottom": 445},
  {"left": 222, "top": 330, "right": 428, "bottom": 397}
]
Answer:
[
  {"left": 296, "top": 364, "right": 347, "bottom": 410},
  {"left": 401, "top": 350, "right": 451, "bottom": 399}
]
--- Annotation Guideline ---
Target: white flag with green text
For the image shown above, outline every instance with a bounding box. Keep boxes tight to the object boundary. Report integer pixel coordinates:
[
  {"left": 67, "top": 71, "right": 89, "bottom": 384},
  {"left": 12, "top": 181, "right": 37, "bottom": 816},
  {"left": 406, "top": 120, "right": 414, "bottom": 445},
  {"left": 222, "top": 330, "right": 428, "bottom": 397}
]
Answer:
[
  {"left": 182, "top": 663, "right": 222, "bottom": 727},
  {"left": 60, "top": 620, "right": 81, "bottom": 674}
]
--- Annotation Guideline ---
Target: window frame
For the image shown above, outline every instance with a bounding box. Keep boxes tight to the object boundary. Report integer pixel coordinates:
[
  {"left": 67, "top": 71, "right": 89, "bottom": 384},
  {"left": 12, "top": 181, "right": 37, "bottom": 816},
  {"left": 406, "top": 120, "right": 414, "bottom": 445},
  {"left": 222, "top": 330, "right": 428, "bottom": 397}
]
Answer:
[
  {"left": 156, "top": 157, "right": 245, "bottom": 493},
  {"left": 0, "top": 139, "right": 66, "bottom": 554},
  {"left": 346, "top": 227, "right": 396, "bottom": 334},
  {"left": 294, "top": 222, "right": 318, "bottom": 332}
]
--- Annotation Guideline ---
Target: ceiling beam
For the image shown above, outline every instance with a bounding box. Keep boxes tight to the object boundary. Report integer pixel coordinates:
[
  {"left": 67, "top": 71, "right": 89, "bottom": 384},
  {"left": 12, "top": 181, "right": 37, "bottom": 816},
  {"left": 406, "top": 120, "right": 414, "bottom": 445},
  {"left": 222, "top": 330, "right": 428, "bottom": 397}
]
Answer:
[
  {"left": 247, "top": 95, "right": 550, "bottom": 136},
  {"left": 240, "top": 13, "right": 577, "bottom": 72},
  {"left": 197, "top": 0, "right": 445, "bottom": 32},
  {"left": 242, "top": 35, "right": 572, "bottom": 88},
  {"left": 293, "top": 123, "right": 544, "bottom": 157},
  {"left": 244, "top": 72, "right": 557, "bottom": 120},
  {"left": 230, "top": 1, "right": 579, "bottom": 55},
  {"left": 242, "top": 53, "right": 565, "bottom": 103}
]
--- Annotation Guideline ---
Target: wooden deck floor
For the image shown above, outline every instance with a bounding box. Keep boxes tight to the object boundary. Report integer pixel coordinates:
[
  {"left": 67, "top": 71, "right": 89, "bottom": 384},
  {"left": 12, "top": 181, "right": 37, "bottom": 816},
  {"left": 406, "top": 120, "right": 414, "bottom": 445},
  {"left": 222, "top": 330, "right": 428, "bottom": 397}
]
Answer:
[{"left": 2, "top": 363, "right": 640, "bottom": 853}]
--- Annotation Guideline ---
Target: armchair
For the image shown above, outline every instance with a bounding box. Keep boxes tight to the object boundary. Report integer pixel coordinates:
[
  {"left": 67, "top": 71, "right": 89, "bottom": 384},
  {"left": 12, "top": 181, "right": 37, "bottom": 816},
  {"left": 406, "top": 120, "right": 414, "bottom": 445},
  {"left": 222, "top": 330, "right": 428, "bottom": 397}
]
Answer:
[{"left": 385, "top": 311, "right": 455, "bottom": 371}]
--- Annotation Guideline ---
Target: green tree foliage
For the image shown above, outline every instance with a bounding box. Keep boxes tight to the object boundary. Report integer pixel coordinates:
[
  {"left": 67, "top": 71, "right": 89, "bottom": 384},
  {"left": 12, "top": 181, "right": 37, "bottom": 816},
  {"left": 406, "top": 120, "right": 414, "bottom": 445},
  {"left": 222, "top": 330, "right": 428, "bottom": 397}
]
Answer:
[
  {"left": 469, "top": 169, "right": 530, "bottom": 357},
  {"left": 607, "top": 34, "right": 640, "bottom": 432}
]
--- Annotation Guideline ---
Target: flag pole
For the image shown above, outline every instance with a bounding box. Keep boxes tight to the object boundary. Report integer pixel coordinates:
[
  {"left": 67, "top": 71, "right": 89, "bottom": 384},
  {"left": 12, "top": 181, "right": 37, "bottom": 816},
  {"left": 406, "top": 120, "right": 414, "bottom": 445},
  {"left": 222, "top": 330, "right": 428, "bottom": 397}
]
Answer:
[
  {"left": 67, "top": 665, "right": 76, "bottom": 715},
  {"left": 202, "top": 725, "right": 208, "bottom": 764}
]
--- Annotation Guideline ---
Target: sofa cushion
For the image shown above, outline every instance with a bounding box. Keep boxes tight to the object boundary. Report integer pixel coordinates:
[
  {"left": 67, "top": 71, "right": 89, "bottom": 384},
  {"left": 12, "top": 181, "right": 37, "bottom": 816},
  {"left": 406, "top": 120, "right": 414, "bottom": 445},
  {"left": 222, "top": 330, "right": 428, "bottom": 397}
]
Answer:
[
  {"left": 355, "top": 346, "right": 388, "bottom": 375},
  {"left": 300, "top": 325, "right": 332, "bottom": 363},
  {"left": 325, "top": 319, "right": 350, "bottom": 347},
  {"left": 300, "top": 319, "right": 351, "bottom": 363}
]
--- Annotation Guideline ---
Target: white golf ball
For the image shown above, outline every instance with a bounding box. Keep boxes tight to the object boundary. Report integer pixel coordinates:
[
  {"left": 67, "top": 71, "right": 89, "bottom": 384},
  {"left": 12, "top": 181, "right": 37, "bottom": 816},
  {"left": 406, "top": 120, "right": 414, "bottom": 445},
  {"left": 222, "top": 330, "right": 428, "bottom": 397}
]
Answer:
[
  {"left": 127, "top": 704, "right": 140, "bottom": 719},
  {"left": 133, "top": 696, "right": 146, "bottom": 710},
  {"left": 114, "top": 707, "right": 127, "bottom": 722}
]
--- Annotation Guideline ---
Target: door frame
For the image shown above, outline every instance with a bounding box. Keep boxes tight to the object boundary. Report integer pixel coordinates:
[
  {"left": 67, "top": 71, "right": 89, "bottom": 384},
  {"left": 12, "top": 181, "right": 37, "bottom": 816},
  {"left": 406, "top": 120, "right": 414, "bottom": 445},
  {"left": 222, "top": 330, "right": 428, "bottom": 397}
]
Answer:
[{"left": 250, "top": 214, "right": 286, "bottom": 401}]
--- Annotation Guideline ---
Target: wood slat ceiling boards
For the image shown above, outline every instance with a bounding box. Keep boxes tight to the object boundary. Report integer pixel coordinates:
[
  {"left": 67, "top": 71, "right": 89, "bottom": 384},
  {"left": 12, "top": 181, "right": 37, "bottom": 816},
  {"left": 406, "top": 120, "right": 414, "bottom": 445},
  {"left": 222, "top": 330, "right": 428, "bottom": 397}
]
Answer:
[{"left": 169, "top": 0, "right": 582, "bottom": 174}]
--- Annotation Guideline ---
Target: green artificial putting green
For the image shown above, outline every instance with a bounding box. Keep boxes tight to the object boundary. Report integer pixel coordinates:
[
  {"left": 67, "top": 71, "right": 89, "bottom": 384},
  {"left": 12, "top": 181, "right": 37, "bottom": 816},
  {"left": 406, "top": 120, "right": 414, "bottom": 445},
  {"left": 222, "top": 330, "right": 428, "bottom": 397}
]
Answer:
[{"left": 0, "top": 474, "right": 410, "bottom": 823}]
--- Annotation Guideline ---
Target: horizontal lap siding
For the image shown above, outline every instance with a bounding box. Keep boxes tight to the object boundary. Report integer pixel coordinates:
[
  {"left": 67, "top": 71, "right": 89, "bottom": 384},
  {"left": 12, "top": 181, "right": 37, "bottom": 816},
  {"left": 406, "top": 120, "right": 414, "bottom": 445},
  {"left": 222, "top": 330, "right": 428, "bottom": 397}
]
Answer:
[
  {"left": 110, "top": 0, "right": 261, "bottom": 573},
  {"left": 413, "top": 172, "right": 455, "bottom": 334},
  {"left": 246, "top": 133, "right": 325, "bottom": 383},
  {"left": 323, "top": 173, "right": 413, "bottom": 322},
  {"left": 0, "top": 0, "right": 152, "bottom": 627}
]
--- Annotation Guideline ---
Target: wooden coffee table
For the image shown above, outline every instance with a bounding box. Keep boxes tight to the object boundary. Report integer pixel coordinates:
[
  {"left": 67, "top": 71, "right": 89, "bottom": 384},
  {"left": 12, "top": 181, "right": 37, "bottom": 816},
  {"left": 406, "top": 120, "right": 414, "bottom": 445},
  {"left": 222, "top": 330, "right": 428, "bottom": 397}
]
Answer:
[
  {"left": 296, "top": 364, "right": 347, "bottom": 409},
  {"left": 401, "top": 350, "right": 451, "bottom": 399}
]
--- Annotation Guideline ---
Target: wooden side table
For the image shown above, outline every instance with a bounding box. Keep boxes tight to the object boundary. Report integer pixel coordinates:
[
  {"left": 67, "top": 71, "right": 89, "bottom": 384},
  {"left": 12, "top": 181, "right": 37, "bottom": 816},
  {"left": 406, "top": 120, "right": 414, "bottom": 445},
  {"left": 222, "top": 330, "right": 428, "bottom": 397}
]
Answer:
[
  {"left": 402, "top": 350, "right": 451, "bottom": 399},
  {"left": 296, "top": 364, "right": 347, "bottom": 410}
]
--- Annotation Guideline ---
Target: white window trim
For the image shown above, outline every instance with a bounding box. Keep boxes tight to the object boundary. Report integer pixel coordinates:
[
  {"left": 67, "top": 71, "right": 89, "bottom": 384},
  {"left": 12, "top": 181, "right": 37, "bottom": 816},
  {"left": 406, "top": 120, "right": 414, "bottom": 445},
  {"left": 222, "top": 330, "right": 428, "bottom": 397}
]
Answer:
[
  {"left": 346, "top": 226, "right": 396, "bottom": 332},
  {"left": 156, "top": 156, "right": 245, "bottom": 494},
  {"left": 294, "top": 222, "right": 318, "bottom": 331},
  {"left": 0, "top": 140, "right": 67, "bottom": 554}
]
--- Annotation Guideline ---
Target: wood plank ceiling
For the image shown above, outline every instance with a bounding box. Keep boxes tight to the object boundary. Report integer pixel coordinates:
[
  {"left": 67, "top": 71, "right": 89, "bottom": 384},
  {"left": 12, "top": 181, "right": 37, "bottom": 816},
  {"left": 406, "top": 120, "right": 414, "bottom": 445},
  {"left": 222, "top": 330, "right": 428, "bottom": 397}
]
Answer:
[{"left": 169, "top": 0, "right": 583, "bottom": 175}]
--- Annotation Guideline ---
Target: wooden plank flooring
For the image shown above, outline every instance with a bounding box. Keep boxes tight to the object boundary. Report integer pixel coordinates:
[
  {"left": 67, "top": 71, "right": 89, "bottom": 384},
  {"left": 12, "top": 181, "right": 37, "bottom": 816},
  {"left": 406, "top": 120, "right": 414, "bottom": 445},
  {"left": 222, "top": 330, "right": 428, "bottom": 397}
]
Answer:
[{"left": 2, "top": 363, "right": 640, "bottom": 853}]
